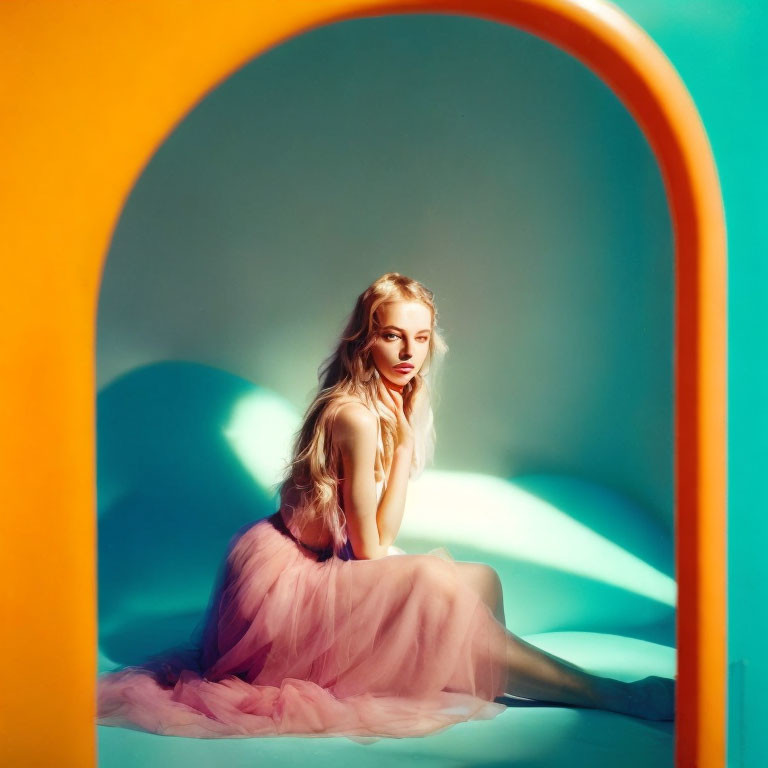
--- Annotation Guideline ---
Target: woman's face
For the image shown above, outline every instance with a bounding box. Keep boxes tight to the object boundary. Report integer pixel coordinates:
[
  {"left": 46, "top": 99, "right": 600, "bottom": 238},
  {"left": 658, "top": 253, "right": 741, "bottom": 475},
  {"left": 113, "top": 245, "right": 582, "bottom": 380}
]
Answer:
[{"left": 371, "top": 301, "right": 433, "bottom": 391}]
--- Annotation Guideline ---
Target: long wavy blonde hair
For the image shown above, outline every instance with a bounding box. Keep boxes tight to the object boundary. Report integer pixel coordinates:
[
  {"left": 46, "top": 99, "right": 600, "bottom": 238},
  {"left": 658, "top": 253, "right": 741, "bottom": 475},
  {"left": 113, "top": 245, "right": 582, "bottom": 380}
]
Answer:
[{"left": 273, "top": 272, "right": 448, "bottom": 556}]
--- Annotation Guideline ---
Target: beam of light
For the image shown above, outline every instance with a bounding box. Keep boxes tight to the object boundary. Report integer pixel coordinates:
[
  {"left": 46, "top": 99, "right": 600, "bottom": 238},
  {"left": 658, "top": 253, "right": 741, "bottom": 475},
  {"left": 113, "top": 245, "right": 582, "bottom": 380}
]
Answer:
[
  {"left": 220, "top": 393, "right": 674, "bottom": 607},
  {"left": 403, "top": 471, "right": 676, "bottom": 607},
  {"left": 222, "top": 389, "right": 300, "bottom": 493}
]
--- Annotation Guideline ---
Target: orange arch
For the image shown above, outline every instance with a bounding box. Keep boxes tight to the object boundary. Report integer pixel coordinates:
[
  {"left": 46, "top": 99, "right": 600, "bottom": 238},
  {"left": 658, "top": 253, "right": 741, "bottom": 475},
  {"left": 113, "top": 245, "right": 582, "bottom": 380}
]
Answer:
[{"left": 0, "top": 2, "right": 725, "bottom": 766}]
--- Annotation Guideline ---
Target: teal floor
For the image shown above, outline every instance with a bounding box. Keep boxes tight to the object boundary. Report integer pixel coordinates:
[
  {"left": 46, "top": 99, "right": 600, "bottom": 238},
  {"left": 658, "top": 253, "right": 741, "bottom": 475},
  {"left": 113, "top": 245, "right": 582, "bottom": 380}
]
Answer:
[{"left": 97, "top": 630, "right": 676, "bottom": 768}]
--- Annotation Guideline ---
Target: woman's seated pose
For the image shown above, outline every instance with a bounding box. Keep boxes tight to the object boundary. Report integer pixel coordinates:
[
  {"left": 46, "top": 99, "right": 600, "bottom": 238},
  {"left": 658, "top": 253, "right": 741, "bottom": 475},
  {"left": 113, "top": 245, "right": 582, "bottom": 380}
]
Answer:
[{"left": 97, "top": 272, "right": 675, "bottom": 739}]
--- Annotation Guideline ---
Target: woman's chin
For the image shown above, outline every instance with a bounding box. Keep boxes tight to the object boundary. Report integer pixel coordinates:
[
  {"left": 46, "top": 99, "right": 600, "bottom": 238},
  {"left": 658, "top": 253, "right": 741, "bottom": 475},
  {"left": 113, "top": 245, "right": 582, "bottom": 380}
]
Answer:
[{"left": 381, "top": 374, "right": 406, "bottom": 390}]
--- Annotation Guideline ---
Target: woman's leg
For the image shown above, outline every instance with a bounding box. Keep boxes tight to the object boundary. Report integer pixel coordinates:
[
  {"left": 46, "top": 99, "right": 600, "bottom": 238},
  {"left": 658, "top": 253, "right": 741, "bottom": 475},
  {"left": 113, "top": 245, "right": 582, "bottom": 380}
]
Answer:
[
  {"left": 453, "top": 563, "right": 610, "bottom": 706},
  {"left": 453, "top": 561, "right": 506, "bottom": 624},
  {"left": 501, "top": 621, "right": 676, "bottom": 719},
  {"left": 501, "top": 629, "right": 623, "bottom": 707},
  {"left": 452, "top": 561, "right": 674, "bottom": 719}
]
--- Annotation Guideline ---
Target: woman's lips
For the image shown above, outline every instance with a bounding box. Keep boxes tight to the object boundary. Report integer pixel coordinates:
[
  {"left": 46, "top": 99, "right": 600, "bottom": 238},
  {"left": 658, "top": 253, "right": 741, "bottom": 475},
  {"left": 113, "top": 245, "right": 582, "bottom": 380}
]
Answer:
[{"left": 393, "top": 365, "right": 414, "bottom": 373}]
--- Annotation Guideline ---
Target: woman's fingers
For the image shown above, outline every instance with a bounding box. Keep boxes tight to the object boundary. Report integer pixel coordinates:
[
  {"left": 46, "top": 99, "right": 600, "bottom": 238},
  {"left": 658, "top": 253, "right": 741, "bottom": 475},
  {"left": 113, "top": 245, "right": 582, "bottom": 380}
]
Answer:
[
  {"left": 386, "top": 382, "right": 403, "bottom": 407},
  {"left": 391, "top": 393, "right": 406, "bottom": 422},
  {"left": 378, "top": 378, "right": 407, "bottom": 421},
  {"left": 379, "top": 378, "right": 397, "bottom": 406},
  {"left": 378, "top": 379, "right": 397, "bottom": 414}
]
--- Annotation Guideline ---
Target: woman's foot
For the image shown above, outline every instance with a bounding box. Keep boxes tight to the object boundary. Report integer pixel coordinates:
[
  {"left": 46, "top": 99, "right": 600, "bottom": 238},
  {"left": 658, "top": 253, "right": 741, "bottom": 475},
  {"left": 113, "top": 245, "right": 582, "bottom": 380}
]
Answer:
[
  {"left": 596, "top": 675, "right": 675, "bottom": 720},
  {"left": 625, "top": 675, "right": 676, "bottom": 720}
]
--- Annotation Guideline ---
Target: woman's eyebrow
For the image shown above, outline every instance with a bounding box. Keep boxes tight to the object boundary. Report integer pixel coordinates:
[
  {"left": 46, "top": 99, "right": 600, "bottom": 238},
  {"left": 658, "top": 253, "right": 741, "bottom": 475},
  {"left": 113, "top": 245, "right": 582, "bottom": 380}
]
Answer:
[{"left": 383, "top": 325, "right": 431, "bottom": 334}]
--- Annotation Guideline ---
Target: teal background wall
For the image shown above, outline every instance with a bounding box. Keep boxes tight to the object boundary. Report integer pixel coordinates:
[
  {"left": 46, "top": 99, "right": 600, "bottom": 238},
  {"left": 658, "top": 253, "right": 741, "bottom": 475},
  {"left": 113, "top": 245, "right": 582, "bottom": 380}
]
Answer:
[
  {"left": 96, "top": 2, "right": 763, "bottom": 765},
  {"left": 98, "top": 15, "right": 674, "bottom": 530}
]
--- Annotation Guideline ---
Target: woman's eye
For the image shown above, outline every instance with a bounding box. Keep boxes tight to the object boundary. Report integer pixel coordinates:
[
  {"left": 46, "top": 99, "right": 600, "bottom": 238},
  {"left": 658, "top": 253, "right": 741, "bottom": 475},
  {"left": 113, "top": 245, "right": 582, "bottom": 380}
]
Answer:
[{"left": 383, "top": 333, "right": 429, "bottom": 342}]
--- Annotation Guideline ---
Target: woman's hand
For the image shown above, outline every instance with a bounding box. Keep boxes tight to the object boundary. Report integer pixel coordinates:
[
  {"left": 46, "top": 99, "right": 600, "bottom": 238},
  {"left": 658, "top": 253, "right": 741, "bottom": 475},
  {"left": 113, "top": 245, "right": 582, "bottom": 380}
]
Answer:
[{"left": 378, "top": 379, "right": 414, "bottom": 449}]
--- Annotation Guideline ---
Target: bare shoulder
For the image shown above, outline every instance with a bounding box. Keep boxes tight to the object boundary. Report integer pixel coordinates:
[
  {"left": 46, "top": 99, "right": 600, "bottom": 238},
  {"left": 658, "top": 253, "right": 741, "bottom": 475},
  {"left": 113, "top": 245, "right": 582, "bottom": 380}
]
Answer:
[{"left": 332, "top": 398, "right": 377, "bottom": 446}]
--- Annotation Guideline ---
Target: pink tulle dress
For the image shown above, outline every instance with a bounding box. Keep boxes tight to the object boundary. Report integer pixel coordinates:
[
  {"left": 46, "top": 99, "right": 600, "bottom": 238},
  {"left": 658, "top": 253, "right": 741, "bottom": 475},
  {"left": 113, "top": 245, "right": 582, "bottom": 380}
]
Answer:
[{"left": 97, "top": 479, "right": 511, "bottom": 740}]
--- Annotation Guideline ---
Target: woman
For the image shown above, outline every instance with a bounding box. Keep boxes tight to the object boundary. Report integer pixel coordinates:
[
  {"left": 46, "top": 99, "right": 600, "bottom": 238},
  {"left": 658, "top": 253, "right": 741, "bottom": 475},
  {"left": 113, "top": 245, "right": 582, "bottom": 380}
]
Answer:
[{"left": 97, "top": 272, "right": 675, "bottom": 739}]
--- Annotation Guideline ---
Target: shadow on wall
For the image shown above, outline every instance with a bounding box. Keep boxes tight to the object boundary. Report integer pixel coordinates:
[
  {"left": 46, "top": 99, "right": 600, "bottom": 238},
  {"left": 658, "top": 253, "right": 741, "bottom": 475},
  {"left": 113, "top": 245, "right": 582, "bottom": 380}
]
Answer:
[{"left": 97, "top": 362, "right": 276, "bottom": 666}]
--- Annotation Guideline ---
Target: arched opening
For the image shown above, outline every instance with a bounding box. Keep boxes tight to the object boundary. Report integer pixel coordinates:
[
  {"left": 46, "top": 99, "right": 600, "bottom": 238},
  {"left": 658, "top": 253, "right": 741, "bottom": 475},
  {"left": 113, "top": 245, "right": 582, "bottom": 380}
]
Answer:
[{"left": 1, "top": 2, "right": 725, "bottom": 767}]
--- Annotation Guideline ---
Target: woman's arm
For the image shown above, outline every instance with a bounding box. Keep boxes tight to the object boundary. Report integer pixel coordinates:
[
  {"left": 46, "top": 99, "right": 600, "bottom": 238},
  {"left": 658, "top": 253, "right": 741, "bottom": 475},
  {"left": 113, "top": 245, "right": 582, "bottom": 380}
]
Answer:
[
  {"left": 375, "top": 381, "right": 415, "bottom": 549},
  {"left": 333, "top": 404, "right": 390, "bottom": 560},
  {"left": 376, "top": 442, "right": 413, "bottom": 549}
]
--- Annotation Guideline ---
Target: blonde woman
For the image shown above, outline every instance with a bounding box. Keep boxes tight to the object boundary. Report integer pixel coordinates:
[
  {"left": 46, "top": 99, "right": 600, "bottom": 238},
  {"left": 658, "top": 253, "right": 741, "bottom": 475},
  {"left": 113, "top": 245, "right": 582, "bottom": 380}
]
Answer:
[{"left": 98, "top": 272, "right": 675, "bottom": 739}]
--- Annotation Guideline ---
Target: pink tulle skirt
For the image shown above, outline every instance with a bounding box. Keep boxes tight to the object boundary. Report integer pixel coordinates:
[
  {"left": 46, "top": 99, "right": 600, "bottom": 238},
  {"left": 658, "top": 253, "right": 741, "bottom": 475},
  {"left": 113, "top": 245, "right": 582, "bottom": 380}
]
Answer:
[{"left": 97, "top": 512, "right": 510, "bottom": 740}]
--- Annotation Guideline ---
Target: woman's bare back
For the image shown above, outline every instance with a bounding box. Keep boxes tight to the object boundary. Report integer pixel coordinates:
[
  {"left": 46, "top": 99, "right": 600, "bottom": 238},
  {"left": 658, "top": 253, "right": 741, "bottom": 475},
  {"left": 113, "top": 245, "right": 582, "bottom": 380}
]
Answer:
[{"left": 280, "top": 395, "right": 388, "bottom": 553}]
